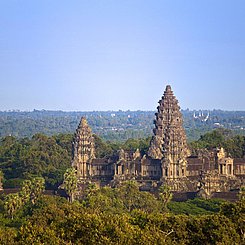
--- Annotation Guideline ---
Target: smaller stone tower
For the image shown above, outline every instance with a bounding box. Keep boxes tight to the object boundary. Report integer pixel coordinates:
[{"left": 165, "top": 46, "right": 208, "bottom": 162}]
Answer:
[
  {"left": 215, "top": 148, "right": 234, "bottom": 176},
  {"left": 72, "top": 117, "right": 95, "bottom": 179}
]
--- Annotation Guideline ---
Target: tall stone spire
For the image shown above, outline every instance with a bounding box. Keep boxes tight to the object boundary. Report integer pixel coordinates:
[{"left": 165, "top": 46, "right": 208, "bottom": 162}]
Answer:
[
  {"left": 72, "top": 117, "right": 95, "bottom": 179},
  {"left": 148, "top": 85, "right": 189, "bottom": 179}
]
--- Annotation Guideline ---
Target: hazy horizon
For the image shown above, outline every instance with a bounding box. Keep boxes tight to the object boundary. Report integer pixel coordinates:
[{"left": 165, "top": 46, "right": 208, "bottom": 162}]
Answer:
[
  {"left": 1, "top": 1, "right": 245, "bottom": 111},
  {"left": 1, "top": 108, "right": 245, "bottom": 113}
]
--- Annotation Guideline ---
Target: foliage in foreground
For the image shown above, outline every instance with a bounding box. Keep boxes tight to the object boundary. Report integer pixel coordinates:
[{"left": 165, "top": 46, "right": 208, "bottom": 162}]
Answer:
[
  {"left": 4, "top": 177, "right": 45, "bottom": 219},
  {"left": 0, "top": 194, "right": 243, "bottom": 244},
  {"left": 0, "top": 182, "right": 244, "bottom": 244}
]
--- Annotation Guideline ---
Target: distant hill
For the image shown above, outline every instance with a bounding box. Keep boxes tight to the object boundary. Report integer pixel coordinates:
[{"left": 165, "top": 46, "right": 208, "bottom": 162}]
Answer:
[{"left": 0, "top": 110, "right": 244, "bottom": 141}]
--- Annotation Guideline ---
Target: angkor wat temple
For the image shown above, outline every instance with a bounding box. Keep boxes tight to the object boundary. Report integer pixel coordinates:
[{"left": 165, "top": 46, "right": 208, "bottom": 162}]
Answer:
[{"left": 72, "top": 85, "right": 245, "bottom": 196}]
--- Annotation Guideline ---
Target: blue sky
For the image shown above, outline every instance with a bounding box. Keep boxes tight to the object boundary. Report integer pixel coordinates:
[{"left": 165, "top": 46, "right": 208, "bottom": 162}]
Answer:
[{"left": 0, "top": 0, "right": 244, "bottom": 111}]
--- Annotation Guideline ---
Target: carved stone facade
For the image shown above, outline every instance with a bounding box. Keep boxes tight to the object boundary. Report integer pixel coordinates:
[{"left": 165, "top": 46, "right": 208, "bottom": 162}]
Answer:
[
  {"left": 71, "top": 85, "right": 245, "bottom": 195},
  {"left": 72, "top": 117, "right": 95, "bottom": 179},
  {"left": 215, "top": 148, "right": 234, "bottom": 176},
  {"left": 148, "top": 85, "right": 189, "bottom": 189},
  {"left": 187, "top": 147, "right": 241, "bottom": 195}
]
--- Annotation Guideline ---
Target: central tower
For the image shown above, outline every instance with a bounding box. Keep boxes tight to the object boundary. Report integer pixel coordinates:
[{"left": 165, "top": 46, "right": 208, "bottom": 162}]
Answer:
[{"left": 148, "top": 85, "right": 189, "bottom": 183}]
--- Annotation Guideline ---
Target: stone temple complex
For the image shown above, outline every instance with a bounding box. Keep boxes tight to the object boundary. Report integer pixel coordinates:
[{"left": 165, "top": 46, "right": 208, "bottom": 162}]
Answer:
[{"left": 72, "top": 85, "right": 245, "bottom": 196}]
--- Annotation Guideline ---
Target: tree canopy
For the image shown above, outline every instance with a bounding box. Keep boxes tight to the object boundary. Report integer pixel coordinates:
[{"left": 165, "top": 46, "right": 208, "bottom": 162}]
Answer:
[
  {"left": 0, "top": 186, "right": 243, "bottom": 244},
  {"left": 189, "top": 128, "right": 245, "bottom": 158}
]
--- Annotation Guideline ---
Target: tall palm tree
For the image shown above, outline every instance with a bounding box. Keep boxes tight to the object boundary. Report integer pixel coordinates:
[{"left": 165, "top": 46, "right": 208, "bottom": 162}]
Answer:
[
  {"left": 63, "top": 168, "right": 77, "bottom": 202},
  {"left": 30, "top": 177, "right": 45, "bottom": 204},
  {"left": 4, "top": 193, "right": 22, "bottom": 219},
  {"left": 19, "top": 179, "right": 32, "bottom": 204},
  {"left": 19, "top": 177, "right": 45, "bottom": 204},
  {"left": 0, "top": 170, "right": 3, "bottom": 190},
  {"left": 159, "top": 185, "right": 173, "bottom": 212}
]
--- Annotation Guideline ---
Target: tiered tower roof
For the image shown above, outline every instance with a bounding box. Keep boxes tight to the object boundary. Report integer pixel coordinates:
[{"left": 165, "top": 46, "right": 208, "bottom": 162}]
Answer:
[
  {"left": 72, "top": 117, "right": 95, "bottom": 178},
  {"left": 148, "top": 85, "right": 189, "bottom": 168}
]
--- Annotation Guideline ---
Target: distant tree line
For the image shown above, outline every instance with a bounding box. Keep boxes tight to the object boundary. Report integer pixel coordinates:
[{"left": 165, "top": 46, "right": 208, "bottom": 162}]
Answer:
[
  {"left": 0, "top": 110, "right": 244, "bottom": 141},
  {"left": 189, "top": 128, "right": 245, "bottom": 158}
]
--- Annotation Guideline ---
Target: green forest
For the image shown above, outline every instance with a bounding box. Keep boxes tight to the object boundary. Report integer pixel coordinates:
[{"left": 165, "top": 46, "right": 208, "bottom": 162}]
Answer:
[
  {"left": 1, "top": 110, "right": 244, "bottom": 141},
  {"left": 0, "top": 180, "right": 244, "bottom": 244}
]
